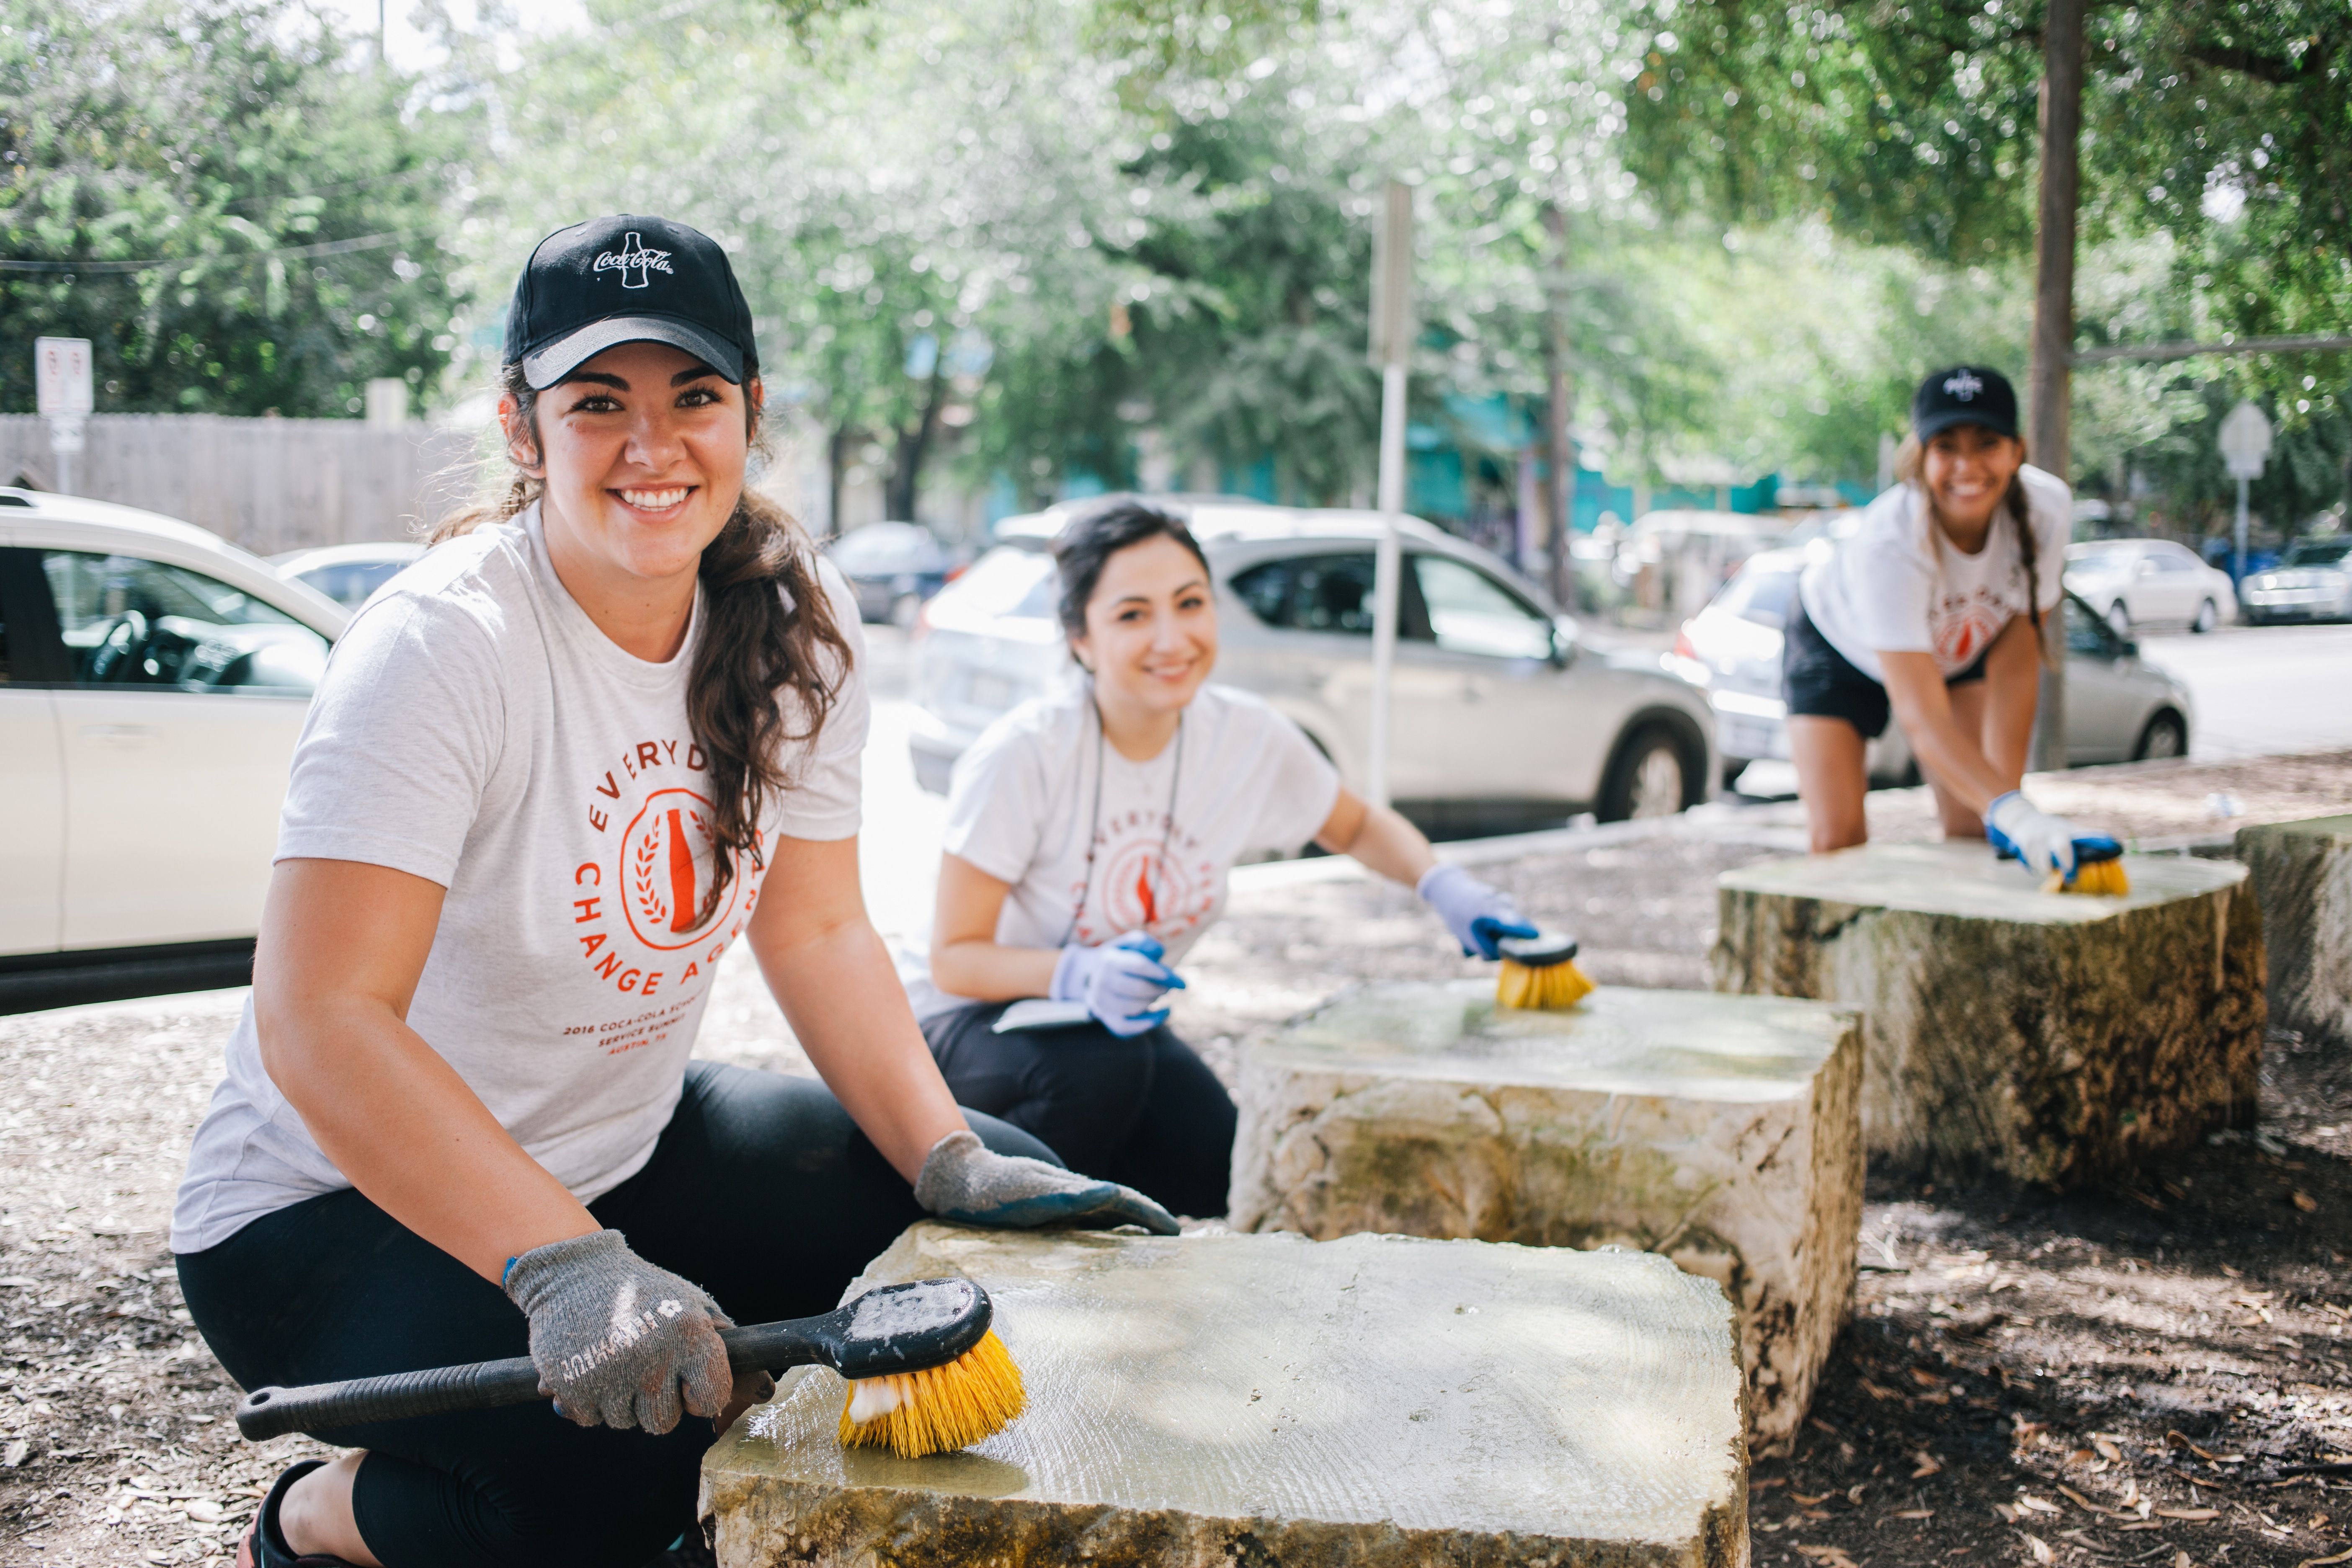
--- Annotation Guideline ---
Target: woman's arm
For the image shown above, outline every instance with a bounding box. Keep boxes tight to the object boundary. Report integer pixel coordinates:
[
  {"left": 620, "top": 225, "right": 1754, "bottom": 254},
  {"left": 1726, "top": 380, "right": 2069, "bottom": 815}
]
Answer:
[
  {"left": 926, "top": 852, "right": 1060, "bottom": 1003},
  {"left": 1313, "top": 786, "right": 1437, "bottom": 885},
  {"left": 254, "top": 859, "right": 601, "bottom": 1284},
  {"left": 1879, "top": 613, "right": 2042, "bottom": 818},
  {"left": 747, "top": 835, "right": 970, "bottom": 1183}
]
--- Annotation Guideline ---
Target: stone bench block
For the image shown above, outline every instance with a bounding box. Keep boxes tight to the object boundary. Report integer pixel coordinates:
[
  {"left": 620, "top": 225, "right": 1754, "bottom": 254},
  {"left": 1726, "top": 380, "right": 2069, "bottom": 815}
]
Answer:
[
  {"left": 703, "top": 1222, "right": 1749, "bottom": 1568},
  {"left": 2238, "top": 815, "right": 2352, "bottom": 1049},
  {"left": 1226, "top": 980, "right": 1861, "bottom": 1449},
  {"left": 1711, "top": 841, "right": 2262, "bottom": 1186}
]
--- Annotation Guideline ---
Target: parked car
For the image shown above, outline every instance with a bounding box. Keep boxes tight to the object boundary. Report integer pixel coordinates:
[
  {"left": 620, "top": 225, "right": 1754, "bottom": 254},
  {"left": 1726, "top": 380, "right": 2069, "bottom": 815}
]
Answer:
[
  {"left": 268, "top": 540, "right": 425, "bottom": 609},
  {"left": 2063, "top": 538, "right": 2237, "bottom": 636},
  {"left": 909, "top": 500, "right": 1719, "bottom": 833},
  {"left": 826, "top": 521, "right": 954, "bottom": 626},
  {"left": 1679, "top": 546, "right": 2195, "bottom": 787},
  {"left": 1612, "top": 509, "right": 1788, "bottom": 622},
  {"left": 0, "top": 489, "right": 348, "bottom": 997},
  {"left": 2239, "top": 536, "right": 2352, "bottom": 624}
]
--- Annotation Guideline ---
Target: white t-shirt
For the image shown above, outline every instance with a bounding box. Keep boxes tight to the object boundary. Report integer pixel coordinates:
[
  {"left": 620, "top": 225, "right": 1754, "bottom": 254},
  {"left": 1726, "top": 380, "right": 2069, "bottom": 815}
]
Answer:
[
  {"left": 901, "top": 683, "right": 1341, "bottom": 1023},
  {"left": 171, "top": 504, "right": 867, "bottom": 1253},
  {"left": 1798, "top": 465, "right": 2070, "bottom": 681}
]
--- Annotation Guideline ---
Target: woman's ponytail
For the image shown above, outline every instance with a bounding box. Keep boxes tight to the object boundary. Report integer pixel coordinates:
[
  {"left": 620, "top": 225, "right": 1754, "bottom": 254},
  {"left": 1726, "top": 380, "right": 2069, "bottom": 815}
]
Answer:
[{"left": 2009, "top": 469, "right": 2058, "bottom": 670}]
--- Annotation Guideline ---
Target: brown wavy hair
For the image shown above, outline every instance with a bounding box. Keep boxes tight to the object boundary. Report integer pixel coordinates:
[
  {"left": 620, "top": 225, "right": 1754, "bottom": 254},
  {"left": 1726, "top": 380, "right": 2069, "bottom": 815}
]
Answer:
[
  {"left": 1895, "top": 433, "right": 2054, "bottom": 668},
  {"left": 433, "top": 360, "right": 852, "bottom": 922}
]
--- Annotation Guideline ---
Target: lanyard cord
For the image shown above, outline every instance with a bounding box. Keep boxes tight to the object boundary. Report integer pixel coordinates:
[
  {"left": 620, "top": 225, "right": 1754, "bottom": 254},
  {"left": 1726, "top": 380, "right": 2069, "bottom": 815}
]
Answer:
[{"left": 1061, "top": 692, "right": 1183, "bottom": 948}]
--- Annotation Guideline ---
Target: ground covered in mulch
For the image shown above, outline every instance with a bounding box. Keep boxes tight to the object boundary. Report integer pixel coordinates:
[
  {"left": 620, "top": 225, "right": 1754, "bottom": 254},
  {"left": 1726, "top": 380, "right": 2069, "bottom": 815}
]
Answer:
[{"left": 1, "top": 753, "right": 2345, "bottom": 1568}]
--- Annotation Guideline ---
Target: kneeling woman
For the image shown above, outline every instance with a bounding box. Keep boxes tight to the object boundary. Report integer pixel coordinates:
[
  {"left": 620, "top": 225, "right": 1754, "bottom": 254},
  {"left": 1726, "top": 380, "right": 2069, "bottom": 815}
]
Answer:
[
  {"left": 173, "top": 217, "right": 1167, "bottom": 1568},
  {"left": 1787, "top": 365, "right": 2089, "bottom": 871},
  {"left": 908, "top": 499, "right": 1537, "bottom": 1219}
]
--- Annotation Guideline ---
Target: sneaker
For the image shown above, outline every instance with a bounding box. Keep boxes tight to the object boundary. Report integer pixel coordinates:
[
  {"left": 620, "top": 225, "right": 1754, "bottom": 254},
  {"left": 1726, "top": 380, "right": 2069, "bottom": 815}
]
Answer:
[{"left": 236, "top": 1460, "right": 360, "bottom": 1568}]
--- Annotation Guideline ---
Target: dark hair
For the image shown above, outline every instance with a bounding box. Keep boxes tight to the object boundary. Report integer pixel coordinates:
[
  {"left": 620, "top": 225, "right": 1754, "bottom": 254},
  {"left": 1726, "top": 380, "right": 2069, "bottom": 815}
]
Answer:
[
  {"left": 1049, "top": 497, "right": 1213, "bottom": 647},
  {"left": 1894, "top": 431, "right": 2053, "bottom": 669},
  {"left": 434, "top": 358, "right": 853, "bottom": 921}
]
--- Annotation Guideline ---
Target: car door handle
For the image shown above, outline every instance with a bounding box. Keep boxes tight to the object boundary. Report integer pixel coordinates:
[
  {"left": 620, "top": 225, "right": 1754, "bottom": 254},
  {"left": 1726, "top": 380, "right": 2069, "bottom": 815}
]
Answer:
[{"left": 80, "top": 724, "right": 160, "bottom": 745}]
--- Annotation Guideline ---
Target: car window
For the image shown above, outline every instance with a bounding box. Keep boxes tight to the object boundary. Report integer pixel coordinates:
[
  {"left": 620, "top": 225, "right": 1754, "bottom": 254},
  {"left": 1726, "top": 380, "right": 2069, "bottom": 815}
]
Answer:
[
  {"left": 1230, "top": 553, "right": 1380, "bottom": 635},
  {"left": 40, "top": 551, "right": 329, "bottom": 695},
  {"left": 2282, "top": 539, "right": 2352, "bottom": 568},
  {"left": 1411, "top": 554, "right": 1554, "bottom": 660},
  {"left": 292, "top": 559, "right": 410, "bottom": 609},
  {"left": 2063, "top": 596, "right": 2122, "bottom": 659},
  {"left": 1713, "top": 563, "right": 1798, "bottom": 627}
]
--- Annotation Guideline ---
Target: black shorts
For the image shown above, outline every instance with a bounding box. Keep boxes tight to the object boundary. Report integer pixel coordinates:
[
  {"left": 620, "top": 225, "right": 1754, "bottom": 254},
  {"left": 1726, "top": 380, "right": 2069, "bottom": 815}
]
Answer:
[{"left": 1782, "top": 596, "right": 1988, "bottom": 741}]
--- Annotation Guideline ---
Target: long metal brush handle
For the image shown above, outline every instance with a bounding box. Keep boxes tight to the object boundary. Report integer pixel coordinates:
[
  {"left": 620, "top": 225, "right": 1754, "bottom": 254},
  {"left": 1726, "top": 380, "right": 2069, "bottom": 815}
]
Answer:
[{"left": 235, "top": 1319, "right": 835, "bottom": 1442}]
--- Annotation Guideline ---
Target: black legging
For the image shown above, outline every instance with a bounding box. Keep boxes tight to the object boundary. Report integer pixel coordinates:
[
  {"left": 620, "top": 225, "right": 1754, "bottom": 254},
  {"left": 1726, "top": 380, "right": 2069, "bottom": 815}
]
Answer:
[
  {"left": 175, "top": 1063, "right": 1054, "bottom": 1568},
  {"left": 921, "top": 1002, "right": 1235, "bottom": 1220}
]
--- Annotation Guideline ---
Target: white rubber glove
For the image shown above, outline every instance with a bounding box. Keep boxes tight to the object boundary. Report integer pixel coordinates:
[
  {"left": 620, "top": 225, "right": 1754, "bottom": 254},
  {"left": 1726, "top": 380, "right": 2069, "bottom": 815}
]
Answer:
[
  {"left": 1416, "top": 864, "right": 1540, "bottom": 960},
  {"left": 1050, "top": 929, "right": 1184, "bottom": 1037},
  {"left": 1984, "top": 791, "right": 2080, "bottom": 879}
]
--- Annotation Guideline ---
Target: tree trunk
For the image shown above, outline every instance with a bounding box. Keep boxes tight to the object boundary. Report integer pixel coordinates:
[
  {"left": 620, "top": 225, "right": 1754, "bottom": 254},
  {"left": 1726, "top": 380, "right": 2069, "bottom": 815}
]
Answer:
[
  {"left": 1539, "top": 201, "right": 1574, "bottom": 607},
  {"left": 885, "top": 370, "right": 947, "bottom": 523},
  {"left": 2027, "top": 0, "right": 2084, "bottom": 771},
  {"left": 825, "top": 420, "right": 856, "bottom": 540}
]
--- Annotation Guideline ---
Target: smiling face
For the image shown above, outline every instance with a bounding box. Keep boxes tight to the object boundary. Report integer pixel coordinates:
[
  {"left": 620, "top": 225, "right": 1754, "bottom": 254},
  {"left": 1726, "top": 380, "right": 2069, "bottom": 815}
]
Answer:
[
  {"left": 1070, "top": 534, "right": 1219, "bottom": 722},
  {"left": 503, "top": 339, "right": 759, "bottom": 593},
  {"left": 1920, "top": 423, "right": 2026, "bottom": 537}
]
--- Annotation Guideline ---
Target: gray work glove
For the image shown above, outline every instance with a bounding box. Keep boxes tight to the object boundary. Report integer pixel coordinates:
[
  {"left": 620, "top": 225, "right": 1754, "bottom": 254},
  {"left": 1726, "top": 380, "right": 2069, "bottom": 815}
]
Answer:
[
  {"left": 914, "top": 1129, "right": 1181, "bottom": 1234},
  {"left": 503, "top": 1230, "right": 732, "bottom": 1434}
]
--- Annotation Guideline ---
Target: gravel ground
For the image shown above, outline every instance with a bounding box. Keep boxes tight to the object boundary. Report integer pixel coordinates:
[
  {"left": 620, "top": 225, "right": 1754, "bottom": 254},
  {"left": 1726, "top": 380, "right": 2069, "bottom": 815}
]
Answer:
[{"left": 0, "top": 751, "right": 2344, "bottom": 1567}]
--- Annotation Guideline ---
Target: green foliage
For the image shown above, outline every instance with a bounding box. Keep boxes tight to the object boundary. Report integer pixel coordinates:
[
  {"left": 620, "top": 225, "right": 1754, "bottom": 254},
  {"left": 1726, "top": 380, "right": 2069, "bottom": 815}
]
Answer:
[{"left": 0, "top": 0, "right": 473, "bottom": 416}]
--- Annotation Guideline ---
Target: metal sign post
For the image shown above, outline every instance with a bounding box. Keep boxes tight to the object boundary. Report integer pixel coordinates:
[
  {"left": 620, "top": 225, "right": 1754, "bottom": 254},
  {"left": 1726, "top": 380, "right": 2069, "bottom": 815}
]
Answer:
[
  {"left": 34, "top": 337, "right": 94, "bottom": 496},
  {"left": 2218, "top": 399, "right": 2273, "bottom": 583},
  {"left": 1364, "top": 180, "right": 1413, "bottom": 810}
]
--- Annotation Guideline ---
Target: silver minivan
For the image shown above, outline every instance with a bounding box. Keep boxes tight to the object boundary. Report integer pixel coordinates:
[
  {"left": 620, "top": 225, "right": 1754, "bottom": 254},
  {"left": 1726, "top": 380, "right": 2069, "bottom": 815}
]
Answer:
[{"left": 909, "top": 500, "right": 1719, "bottom": 831}]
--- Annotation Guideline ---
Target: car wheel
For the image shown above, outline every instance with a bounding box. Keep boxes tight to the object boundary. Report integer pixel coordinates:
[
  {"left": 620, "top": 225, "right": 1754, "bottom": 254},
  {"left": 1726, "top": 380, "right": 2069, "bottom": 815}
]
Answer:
[
  {"left": 1721, "top": 759, "right": 1749, "bottom": 791},
  {"left": 2105, "top": 601, "right": 2133, "bottom": 640},
  {"left": 890, "top": 592, "right": 922, "bottom": 629},
  {"left": 2191, "top": 598, "right": 2218, "bottom": 634},
  {"left": 1596, "top": 722, "right": 1698, "bottom": 822},
  {"left": 2133, "top": 710, "right": 2187, "bottom": 762}
]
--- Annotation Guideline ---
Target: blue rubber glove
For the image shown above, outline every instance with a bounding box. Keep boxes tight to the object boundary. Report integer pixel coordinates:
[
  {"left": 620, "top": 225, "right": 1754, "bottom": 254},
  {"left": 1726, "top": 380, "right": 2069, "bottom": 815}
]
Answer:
[
  {"left": 914, "top": 1129, "right": 1181, "bottom": 1234},
  {"left": 1984, "top": 791, "right": 2081, "bottom": 879},
  {"left": 1416, "top": 863, "right": 1540, "bottom": 960},
  {"left": 1051, "top": 929, "right": 1184, "bottom": 1038}
]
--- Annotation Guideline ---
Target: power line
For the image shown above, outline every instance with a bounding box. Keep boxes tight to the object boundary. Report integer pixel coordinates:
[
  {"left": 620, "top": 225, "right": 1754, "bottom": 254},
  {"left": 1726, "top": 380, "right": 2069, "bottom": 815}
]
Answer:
[
  {"left": 2074, "top": 333, "right": 2352, "bottom": 365},
  {"left": 0, "top": 231, "right": 412, "bottom": 275}
]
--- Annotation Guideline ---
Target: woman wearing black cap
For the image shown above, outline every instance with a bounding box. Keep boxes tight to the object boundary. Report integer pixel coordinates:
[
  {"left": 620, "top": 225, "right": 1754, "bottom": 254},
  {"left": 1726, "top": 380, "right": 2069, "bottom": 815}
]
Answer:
[
  {"left": 1785, "top": 366, "right": 2089, "bottom": 874},
  {"left": 169, "top": 215, "right": 1173, "bottom": 1568}
]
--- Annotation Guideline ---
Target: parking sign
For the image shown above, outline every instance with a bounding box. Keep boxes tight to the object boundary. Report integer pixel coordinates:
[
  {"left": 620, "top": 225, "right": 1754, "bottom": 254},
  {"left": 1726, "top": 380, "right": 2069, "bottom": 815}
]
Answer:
[{"left": 35, "top": 337, "right": 94, "bottom": 416}]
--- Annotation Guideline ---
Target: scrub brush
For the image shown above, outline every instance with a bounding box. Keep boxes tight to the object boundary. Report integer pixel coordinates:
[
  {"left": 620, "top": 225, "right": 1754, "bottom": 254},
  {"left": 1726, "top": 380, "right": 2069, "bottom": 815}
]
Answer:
[
  {"left": 2043, "top": 835, "right": 2130, "bottom": 897},
  {"left": 234, "top": 1277, "right": 1024, "bottom": 1459},
  {"left": 1495, "top": 932, "right": 1595, "bottom": 1011}
]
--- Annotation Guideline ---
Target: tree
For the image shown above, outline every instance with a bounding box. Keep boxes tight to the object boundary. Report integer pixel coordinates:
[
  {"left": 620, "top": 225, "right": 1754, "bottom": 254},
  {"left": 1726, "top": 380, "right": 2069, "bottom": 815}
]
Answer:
[{"left": 0, "top": 0, "right": 473, "bottom": 416}]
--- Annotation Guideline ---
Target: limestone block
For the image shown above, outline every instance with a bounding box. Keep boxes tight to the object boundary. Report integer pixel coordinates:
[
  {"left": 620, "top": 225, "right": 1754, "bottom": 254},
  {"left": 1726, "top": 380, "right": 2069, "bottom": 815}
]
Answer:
[
  {"left": 2237, "top": 815, "right": 2352, "bottom": 1049},
  {"left": 1711, "top": 841, "right": 2262, "bottom": 1185},
  {"left": 1226, "top": 980, "right": 1861, "bottom": 1449},
  {"left": 703, "top": 1223, "right": 1749, "bottom": 1568}
]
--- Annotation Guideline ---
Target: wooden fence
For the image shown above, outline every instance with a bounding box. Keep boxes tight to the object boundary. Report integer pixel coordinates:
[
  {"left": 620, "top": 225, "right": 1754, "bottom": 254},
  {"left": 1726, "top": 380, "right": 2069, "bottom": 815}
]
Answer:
[{"left": 0, "top": 414, "right": 487, "bottom": 555}]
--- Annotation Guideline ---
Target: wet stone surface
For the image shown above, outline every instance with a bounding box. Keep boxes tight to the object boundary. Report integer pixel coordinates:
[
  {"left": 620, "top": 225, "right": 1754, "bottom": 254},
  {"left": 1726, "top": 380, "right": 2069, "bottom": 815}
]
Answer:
[
  {"left": 704, "top": 1223, "right": 1749, "bottom": 1568},
  {"left": 1712, "top": 842, "right": 2264, "bottom": 1186},
  {"left": 1228, "top": 980, "right": 1863, "bottom": 1449}
]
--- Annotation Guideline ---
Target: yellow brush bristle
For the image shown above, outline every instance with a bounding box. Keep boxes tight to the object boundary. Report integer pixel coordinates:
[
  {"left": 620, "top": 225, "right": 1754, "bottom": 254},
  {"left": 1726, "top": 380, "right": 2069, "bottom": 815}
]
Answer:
[
  {"left": 1496, "top": 956, "right": 1596, "bottom": 1011},
  {"left": 2045, "top": 859, "right": 2131, "bottom": 897},
  {"left": 837, "top": 1328, "right": 1026, "bottom": 1458}
]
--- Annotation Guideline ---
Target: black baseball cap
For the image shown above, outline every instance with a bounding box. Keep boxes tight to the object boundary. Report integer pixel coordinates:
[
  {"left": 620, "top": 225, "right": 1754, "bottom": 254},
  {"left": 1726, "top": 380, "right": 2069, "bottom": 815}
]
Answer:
[
  {"left": 503, "top": 215, "right": 757, "bottom": 389},
  {"left": 1912, "top": 366, "right": 2019, "bottom": 441}
]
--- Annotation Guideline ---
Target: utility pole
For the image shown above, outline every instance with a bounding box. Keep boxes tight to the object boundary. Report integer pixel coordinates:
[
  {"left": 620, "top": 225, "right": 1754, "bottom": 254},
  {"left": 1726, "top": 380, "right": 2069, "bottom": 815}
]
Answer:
[
  {"left": 1365, "top": 179, "right": 1414, "bottom": 810},
  {"left": 1540, "top": 201, "right": 1575, "bottom": 607},
  {"left": 2025, "top": 0, "right": 2083, "bottom": 772}
]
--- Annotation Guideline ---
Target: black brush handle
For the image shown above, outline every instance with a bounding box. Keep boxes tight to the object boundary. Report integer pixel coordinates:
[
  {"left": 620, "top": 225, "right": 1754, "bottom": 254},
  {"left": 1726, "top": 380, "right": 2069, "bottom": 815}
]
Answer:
[{"left": 235, "top": 1320, "right": 839, "bottom": 1441}]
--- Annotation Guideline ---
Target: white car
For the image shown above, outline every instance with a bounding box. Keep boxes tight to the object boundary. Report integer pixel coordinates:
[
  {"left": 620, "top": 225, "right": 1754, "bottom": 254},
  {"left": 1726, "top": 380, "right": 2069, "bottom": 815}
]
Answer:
[
  {"left": 1681, "top": 546, "right": 2196, "bottom": 787},
  {"left": 910, "top": 500, "right": 1719, "bottom": 831},
  {"left": 2240, "top": 536, "right": 2352, "bottom": 624},
  {"left": 269, "top": 541, "right": 425, "bottom": 610},
  {"left": 0, "top": 488, "right": 348, "bottom": 999},
  {"left": 2063, "top": 538, "right": 2237, "bottom": 637}
]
